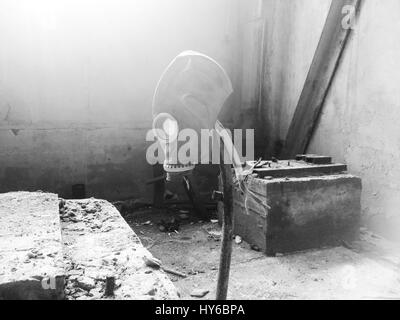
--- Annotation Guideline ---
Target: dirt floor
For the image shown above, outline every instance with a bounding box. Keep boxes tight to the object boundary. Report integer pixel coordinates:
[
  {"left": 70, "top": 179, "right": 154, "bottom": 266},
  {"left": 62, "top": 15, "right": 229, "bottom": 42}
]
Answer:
[{"left": 125, "top": 207, "right": 400, "bottom": 300}]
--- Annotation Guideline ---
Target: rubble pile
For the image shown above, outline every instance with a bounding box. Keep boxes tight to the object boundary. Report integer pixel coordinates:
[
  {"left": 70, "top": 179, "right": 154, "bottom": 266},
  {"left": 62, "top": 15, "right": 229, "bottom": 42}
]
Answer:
[{"left": 60, "top": 198, "right": 179, "bottom": 300}]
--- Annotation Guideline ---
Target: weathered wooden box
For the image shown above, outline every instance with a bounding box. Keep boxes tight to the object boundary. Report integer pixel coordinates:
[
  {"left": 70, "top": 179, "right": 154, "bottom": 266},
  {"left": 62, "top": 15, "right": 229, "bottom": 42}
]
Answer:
[{"left": 220, "top": 155, "right": 362, "bottom": 256}]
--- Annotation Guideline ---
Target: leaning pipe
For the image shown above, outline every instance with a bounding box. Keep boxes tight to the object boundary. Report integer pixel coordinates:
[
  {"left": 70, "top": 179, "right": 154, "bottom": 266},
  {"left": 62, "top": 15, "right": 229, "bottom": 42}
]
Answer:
[{"left": 216, "top": 150, "right": 234, "bottom": 300}]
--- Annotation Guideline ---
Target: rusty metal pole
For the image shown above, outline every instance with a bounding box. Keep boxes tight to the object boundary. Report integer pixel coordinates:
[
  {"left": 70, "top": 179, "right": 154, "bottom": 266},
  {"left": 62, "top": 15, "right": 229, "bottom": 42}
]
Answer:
[{"left": 216, "top": 143, "right": 234, "bottom": 300}]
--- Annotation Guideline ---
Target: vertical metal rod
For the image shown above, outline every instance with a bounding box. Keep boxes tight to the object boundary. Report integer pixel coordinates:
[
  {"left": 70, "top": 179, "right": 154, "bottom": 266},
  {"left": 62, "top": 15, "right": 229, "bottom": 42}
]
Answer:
[
  {"left": 182, "top": 175, "right": 210, "bottom": 220},
  {"left": 216, "top": 144, "right": 234, "bottom": 300}
]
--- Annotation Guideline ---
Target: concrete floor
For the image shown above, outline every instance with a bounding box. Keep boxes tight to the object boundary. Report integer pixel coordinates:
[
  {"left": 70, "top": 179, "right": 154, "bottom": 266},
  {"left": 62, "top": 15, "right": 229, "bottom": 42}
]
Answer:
[{"left": 127, "top": 208, "right": 400, "bottom": 300}]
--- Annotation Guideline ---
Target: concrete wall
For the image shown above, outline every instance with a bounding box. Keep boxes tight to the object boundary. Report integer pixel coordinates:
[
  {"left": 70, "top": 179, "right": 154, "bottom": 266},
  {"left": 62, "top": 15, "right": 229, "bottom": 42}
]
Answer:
[
  {"left": 258, "top": 0, "right": 400, "bottom": 240},
  {"left": 260, "top": 0, "right": 331, "bottom": 156},
  {"left": 3, "top": 0, "right": 399, "bottom": 240},
  {"left": 0, "top": 0, "right": 239, "bottom": 200},
  {"left": 308, "top": 0, "right": 400, "bottom": 241}
]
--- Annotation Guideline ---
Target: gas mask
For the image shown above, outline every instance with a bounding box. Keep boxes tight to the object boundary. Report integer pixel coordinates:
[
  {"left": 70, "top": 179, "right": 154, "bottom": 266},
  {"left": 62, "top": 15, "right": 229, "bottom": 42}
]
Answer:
[
  {"left": 152, "top": 51, "right": 267, "bottom": 300},
  {"left": 152, "top": 51, "right": 233, "bottom": 180}
]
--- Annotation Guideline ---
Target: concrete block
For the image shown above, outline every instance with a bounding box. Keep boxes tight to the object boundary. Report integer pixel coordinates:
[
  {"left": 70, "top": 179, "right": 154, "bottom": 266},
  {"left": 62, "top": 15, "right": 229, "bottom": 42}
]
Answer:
[
  {"left": 0, "top": 192, "right": 65, "bottom": 299},
  {"left": 61, "top": 198, "right": 179, "bottom": 300},
  {"left": 233, "top": 174, "right": 361, "bottom": 255}
]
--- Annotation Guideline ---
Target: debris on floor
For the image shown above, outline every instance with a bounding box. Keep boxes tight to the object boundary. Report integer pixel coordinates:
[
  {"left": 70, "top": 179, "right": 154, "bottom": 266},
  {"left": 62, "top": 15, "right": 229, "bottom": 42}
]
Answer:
[
  {"left": 235, "top": 236, "right": 242, "bottom": 245},
  {"left": 190, "top": 289, "right": 210, "bottom": 298},
  {"left": 127, "top": 208, "right": 400, "bottom": 300},
  {"left": 112, "top": 198, "right": 152, "bottom": 216},
  {"left": 61, "top": 198, "right": 179, "bottom": 300},
  {"left": 158, "top": 218, "right": 180, "bottom": 233},
  {"left": 143, "top": 256, "right": 162, "bottom": 269},
  {"left": 2, "top": 191, "right": 400, "bottom": 300}
]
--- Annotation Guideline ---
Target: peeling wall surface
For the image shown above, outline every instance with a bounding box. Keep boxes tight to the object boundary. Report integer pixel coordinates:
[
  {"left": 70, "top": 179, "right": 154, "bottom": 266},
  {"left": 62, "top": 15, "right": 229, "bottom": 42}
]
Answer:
[
  {"left": 0, "top": 0, "right": 239, "bottom": 199},
  {"left": 259, "top": 0, "right": 400, "bottom": 241}
]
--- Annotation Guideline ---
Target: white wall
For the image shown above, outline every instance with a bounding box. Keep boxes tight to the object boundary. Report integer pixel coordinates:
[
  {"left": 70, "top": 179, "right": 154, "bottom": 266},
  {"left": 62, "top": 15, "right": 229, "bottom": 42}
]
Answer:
[
  {"left": 0, "top": 0, "right": 239, "bottom": 199},
  {"left": 309, "top": 0, "right": 400, "bottom": 241},
  {"left": 258, "top": 0, "right": 400, "bottom": 240}
]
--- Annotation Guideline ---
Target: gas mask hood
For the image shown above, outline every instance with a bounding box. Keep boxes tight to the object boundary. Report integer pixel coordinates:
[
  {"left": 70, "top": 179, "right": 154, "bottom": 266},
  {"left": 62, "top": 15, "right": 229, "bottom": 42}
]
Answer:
[{"left": 152, "top": 51, "right": 233, "bottom": 176}]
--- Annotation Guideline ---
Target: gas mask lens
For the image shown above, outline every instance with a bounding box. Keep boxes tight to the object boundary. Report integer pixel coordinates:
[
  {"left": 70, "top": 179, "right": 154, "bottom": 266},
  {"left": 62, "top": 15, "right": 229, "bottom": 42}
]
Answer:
[{"left": 152, "top": 113, "right": 178, "bottom": 142}]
